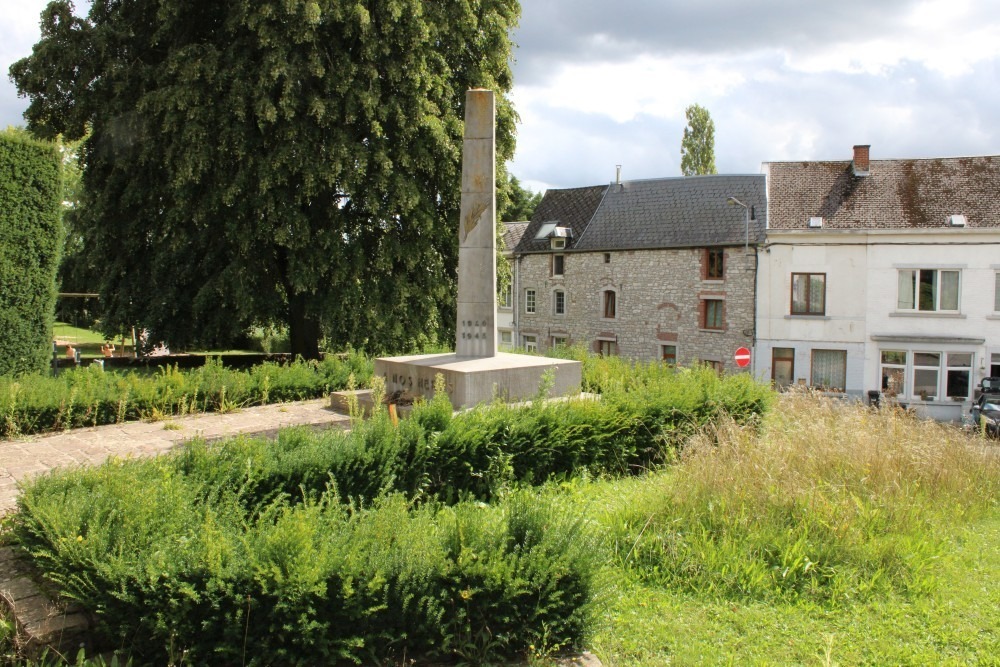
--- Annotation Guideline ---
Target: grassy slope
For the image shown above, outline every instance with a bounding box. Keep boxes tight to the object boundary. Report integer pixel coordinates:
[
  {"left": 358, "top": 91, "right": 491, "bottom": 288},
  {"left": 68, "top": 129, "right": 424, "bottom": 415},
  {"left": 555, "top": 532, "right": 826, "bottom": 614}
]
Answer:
[{"left": 588, "top": 507, "right": 999, "bottom": 666}]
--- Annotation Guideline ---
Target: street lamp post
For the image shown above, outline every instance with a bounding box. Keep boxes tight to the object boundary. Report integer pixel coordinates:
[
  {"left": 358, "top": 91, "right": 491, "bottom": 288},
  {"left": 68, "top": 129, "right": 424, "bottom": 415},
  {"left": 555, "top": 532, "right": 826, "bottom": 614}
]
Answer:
[{"left": 726, "top": 196, "right": 750, "bottom": 252}]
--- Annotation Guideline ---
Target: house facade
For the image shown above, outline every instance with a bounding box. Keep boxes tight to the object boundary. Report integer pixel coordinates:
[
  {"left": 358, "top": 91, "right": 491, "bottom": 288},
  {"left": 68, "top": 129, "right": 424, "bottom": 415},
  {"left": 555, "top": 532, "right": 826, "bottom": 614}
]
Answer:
[
  {"left": 510, "top": 175, "right": 766, "bottom": 372},
  {"left": 497, "top": 221, "right": 527, "bottom": 351},
  {"left": 757, "top": 146, "right": 1000, "bottom": 421}
]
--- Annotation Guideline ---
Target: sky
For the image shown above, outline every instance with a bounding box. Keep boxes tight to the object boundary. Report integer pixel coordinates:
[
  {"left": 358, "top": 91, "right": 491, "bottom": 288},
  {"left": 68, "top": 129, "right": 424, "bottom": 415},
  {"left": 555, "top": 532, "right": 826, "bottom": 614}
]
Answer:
[{"left": 4, "top": 0, "right": 1000, "bottom": 193}]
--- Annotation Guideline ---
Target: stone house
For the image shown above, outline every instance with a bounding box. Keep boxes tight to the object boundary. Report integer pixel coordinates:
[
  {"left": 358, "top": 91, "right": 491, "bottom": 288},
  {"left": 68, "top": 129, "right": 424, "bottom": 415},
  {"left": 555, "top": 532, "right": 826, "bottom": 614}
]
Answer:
[
  {"left": 510, "top": 174, "right": 767, "bottom": 372},
  {"left": 757, "top": 145, "right": 1000, "bottom": 421}
]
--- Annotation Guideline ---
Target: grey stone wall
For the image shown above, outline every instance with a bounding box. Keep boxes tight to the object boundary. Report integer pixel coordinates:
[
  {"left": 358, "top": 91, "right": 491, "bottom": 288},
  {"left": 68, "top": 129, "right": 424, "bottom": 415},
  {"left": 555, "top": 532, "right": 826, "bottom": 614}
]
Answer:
[{"left": 515, "top": 247, "right": 757, "bottom": 372}]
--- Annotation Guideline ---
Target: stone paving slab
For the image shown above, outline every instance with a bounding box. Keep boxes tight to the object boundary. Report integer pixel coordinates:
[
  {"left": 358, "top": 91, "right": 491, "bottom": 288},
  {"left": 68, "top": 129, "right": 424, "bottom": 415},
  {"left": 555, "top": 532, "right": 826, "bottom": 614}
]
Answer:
[{"left": 0, "top": 399, "right": 352, "bottom": 514}]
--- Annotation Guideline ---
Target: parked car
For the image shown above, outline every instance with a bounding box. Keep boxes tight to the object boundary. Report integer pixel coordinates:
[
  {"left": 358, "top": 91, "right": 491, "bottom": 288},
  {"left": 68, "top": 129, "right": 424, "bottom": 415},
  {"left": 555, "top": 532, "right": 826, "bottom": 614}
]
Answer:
[{"left": 970, "top": 394, "right": 1000, "bottom": 438}]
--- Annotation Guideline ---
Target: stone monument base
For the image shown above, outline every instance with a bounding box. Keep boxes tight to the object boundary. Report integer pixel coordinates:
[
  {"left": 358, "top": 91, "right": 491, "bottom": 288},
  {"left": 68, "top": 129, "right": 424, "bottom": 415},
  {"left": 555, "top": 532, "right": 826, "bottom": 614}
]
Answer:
[{"left": 375, "top": 353, "right": 582, "bottom": 409}]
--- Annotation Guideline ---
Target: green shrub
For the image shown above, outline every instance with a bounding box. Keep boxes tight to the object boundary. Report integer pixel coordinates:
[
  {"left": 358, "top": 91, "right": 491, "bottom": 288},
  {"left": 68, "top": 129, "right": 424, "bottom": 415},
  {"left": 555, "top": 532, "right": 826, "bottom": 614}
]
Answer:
[
  {"left": 0, "top": 353, "right": 374, "bottom": 437},
  {"left": 16, "top": 468, "right": 599, "bottom": 665},
  {"left": 0, "top": 131, "right": 62, "bottom": 377}
]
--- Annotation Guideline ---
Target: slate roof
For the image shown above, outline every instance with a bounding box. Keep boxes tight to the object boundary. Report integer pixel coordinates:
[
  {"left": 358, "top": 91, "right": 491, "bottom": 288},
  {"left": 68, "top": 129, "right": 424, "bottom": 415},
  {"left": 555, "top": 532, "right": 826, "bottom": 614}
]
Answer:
[
  {"left": 515, "top": 185, "right": 608, "bottom": 253},
  {"left": 513, "top": 175, "right": 766, "bottom": 254},
  {"left": 766, "top": 156, "right": 1000, "bottom": 230},
  {"left": 501, "top": 221, "right": 528, "bottom": 254}
]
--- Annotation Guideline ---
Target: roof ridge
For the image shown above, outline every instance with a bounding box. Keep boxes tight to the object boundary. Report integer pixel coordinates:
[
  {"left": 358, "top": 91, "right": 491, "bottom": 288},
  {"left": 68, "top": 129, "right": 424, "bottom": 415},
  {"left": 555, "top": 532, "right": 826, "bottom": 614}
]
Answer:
[{"left": 572, "top": 183, "right": 611, "bottom": 247}]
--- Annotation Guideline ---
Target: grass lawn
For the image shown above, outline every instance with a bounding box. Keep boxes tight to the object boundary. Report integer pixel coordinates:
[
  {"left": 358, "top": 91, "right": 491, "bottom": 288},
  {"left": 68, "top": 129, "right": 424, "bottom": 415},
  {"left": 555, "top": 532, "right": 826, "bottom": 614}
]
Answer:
[
  {"left": 583, "top": 482, "right": 1000, "bottom": 666},
  {"left": 52, "top": 321, "right": 132, "bottom": 357}
]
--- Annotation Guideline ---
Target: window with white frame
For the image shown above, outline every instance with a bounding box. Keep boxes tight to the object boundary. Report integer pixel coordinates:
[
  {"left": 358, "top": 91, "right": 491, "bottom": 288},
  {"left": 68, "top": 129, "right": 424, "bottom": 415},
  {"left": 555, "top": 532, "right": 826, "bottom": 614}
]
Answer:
[
  {"left": 912, "top": 352, "right": 940, "bottom": 400},
  {"left": 499, "top": 330, "right": 513, "bottom": 350},
  {"left": 550, "top": 334, "right": 568, "bottom": 348},
  {"left": 995, "top": 272, "right": 1000, "bottom": 312},
  {"left": 522, "top": 334, "right": 537, "bottom": 352},
  {"left": 499, "top": 284, "right": 512, "bottom": 309},
  {"left": 880, "top": 350, "right": 906, "bottom": 397},
  {"left": 946, "top": 353, "right": 972, "bottom": 400},
  {"left": 553, "top": 289, "right": 566, "bottom": 315},
  {"left": 897, "top": 269, "right": 960, "bottom": 312},
  {"left": 811, "top": 349, "right": 846, "bottom": 392},
  {"left": 525, "top": 289, "right": 536, "bottom": 314}
]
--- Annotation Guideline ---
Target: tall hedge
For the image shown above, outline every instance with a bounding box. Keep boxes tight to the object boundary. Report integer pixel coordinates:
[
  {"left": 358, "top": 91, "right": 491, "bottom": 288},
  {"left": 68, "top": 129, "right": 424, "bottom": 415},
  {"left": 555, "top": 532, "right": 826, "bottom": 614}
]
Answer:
[{"left": 0, "top": 131, "right": 62, "bottom": 377}]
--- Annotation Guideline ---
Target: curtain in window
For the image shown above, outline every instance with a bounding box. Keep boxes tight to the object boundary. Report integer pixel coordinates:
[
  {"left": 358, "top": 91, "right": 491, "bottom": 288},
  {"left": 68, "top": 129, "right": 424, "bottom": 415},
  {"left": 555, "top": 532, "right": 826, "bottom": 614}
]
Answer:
[
  {"left": 897, "top": 270, "right": 915, "bottom": 309},
  {"left": 811, "top": 349, "right": 846, "bottom": 391},
  {"left": 940, "top": 271, "right": 959, "bottom": 310},
  {"left": 604, "top": 291, "right": 616, "bottom": 318}
]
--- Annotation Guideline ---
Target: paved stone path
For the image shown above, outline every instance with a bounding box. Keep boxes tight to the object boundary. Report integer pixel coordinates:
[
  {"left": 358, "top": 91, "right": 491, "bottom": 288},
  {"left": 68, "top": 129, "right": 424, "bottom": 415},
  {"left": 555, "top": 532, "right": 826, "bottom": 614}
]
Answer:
[{"left": 0, "top": 399, "right": 352, "bottom": 514}]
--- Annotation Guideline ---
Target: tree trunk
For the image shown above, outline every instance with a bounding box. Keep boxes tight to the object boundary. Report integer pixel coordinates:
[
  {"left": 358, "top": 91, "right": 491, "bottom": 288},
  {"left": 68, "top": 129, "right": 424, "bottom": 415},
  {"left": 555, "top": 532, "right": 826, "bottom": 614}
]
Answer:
[{"left": 288, "top": 292, "right": 321, "bottom": 360}]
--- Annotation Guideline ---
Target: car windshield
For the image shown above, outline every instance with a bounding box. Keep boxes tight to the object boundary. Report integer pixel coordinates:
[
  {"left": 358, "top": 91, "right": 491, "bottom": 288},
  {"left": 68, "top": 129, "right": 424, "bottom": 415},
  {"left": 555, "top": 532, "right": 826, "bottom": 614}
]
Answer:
[{"left": 982, "top": 402, "right": 1000, "bottom": 412}]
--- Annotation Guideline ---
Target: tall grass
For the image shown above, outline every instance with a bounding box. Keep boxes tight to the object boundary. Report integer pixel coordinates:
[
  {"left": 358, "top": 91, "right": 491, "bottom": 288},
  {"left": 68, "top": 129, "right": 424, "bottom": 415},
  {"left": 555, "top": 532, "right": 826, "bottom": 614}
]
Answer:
[{"left": 607, "top": 392, "right": 1000, "bottom": 602}]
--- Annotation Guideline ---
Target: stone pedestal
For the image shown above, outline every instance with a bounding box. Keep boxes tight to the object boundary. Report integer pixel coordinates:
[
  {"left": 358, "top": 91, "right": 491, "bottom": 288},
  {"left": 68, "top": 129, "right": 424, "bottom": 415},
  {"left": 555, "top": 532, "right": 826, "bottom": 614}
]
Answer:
[{"left": 376, "top": 353, "right": 581, "bottom": 409}]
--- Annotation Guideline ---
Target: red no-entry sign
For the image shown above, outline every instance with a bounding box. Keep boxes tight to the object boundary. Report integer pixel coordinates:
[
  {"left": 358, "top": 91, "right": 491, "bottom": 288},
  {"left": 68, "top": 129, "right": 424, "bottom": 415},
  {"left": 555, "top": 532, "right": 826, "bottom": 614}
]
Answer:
[{"left": 734, "top": 347, "right": 752, "bottom": 368}]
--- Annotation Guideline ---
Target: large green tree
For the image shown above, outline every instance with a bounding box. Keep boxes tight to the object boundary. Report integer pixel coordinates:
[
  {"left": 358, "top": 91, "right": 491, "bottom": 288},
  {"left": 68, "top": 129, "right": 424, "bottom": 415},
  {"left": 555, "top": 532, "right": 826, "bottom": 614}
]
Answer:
[
  {"left": 10, "top": 0, "right": 519, "bottom": 358},
  {"left": 680, "top": 103, "right": 717, "bottom": 177}
]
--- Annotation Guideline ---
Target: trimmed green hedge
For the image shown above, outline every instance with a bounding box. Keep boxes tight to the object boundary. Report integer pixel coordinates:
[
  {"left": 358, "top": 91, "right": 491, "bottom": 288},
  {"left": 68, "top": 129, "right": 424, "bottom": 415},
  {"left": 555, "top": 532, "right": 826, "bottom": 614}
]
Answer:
[
  {"left": 0, "top": 353, "right": 373, "bottom": 437},
  {"left": 0, "top": 132, "right": 62, "bottom": 377}
]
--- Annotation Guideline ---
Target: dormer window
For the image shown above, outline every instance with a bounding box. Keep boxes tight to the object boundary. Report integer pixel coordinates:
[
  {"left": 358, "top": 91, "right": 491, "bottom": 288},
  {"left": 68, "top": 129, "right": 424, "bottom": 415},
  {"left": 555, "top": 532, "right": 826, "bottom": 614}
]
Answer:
[
  {"left": 948, "top": 214, "right": 967, "bottom": 227},
  {"left": 551, "top": 237, "right": 566, "bottom": 250},
  {"left": 808, "top": 216, "right": 823, "bottom": 228}
]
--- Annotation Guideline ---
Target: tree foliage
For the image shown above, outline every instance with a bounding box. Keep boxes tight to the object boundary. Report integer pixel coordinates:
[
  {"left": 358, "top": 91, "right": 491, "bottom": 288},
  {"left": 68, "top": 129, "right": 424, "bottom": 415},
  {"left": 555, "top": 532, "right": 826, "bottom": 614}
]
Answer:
[
  {"left": 10, "top": 0, "right": 520, "bottom": 358},
  {"left": 680, "top": 103, "right": 717, "bottom": 177},
  {"left": 0, "top": 129, "right": 62, "bottom": 376},
  {"left": 499, "top": 174, "right": 542, "bottom": 222}
]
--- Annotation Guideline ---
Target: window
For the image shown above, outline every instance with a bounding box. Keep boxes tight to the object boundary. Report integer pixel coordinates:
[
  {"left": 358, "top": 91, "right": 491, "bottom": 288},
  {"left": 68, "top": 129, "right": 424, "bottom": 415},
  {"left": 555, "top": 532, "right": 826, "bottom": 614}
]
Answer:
[
  {"left": 880, "top": 350, "right": 906, "bottom": 397},
  {"left": 897, "top": 269, "right": 960, "bottom": 312},
  {"left": 913, "top": 352, "right": 940, "bottom": 400},
  {"left": 661, "top": 345, "right": 677, "bottom": 365},
  {"left": 499, "top": 284, "right": 512, "bottom": 309},
  {"left": 603, "top": 290, "right": 617, "bottom": 319},
  {"left": 772, "top": 347, "right": 795, "bottom": 390},
  {"left": 551, "top": 335, "right": 568, "bottom": 348},
  {"left": 700, "top": 359, "right": 723, "bottom": 374},
  {"left": 499, "top": 330, "right": 513, "bottom": 350},
  {"left": 597, "top": 340, "right": 617, "bottom": 357},
  {"left": 604, "top": 253, "right": 611, "bottom": 264},
  {"left": 551, "top": 254, "right": 565, "bottom": 277},
  {"left": 946, "top": 353, "right": 972, "bottom": 400},
  {"left": 525, "top": 289, "right": 536, "bottom": 314},
  {"left": 705, "top": 248, "right": 724, "bottom": 280},
  {"left": 553, "top": 290, "right": 566, "bottom": 315},
  {"left": 791, "top": 273, "right": 826, "bottom": 315},
  {"left": 702, "top": 299, "right": 724, "bottom": 330},
  {"left": 995, "top": 272, "right": 1000, "bottom": 312},
  {"left": 522, "top": 335, "right": 537, "bottom": 352},
  {"left": 811, "top": 349, "right": 846, "bottom": 392}
]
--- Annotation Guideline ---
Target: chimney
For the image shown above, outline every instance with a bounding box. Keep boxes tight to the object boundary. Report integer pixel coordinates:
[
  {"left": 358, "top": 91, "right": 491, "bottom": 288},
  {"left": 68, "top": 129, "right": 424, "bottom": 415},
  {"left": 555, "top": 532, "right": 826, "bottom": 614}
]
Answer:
[
  {"left": 852, "top": 145, "right": 870, "bottom": 176},
  {"left": 615, "top": 164, "right": 622, "bottom": 185}
]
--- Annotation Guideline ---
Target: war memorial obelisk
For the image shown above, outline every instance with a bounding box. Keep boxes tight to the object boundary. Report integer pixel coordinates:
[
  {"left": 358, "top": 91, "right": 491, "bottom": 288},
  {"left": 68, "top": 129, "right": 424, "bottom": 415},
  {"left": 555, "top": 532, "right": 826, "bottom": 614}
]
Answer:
[{"left": 375, "top": 89, "right": 581, "bottom": 408}]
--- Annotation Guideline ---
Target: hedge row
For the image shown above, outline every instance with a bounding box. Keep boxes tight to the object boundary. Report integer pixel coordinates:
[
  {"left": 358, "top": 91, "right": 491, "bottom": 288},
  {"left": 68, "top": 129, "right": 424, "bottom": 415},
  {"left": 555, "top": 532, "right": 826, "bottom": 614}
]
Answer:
[
  {"left": 15, "top": 365, "right": 773, "bottom": 663},
  {"left": 0, "top": 353, "right": 373, "bottom": 437},
  {"left": 0, "top": 131, "right": 63, "bottom": 377}
]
